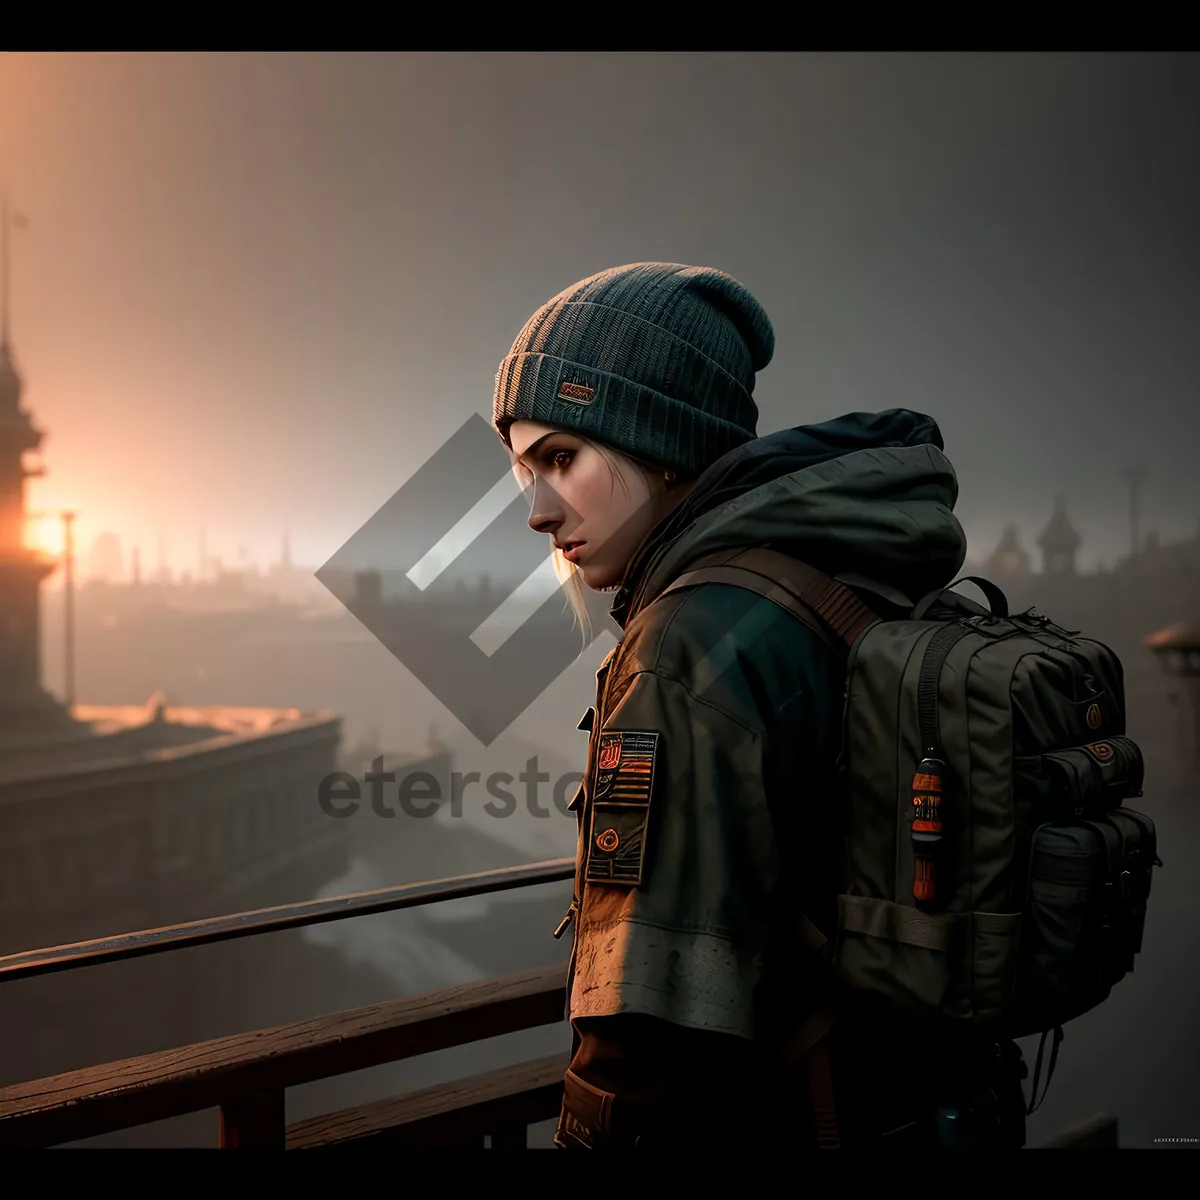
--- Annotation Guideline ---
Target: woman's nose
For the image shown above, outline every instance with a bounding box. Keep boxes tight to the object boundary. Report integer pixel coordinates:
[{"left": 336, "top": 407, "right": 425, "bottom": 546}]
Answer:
[
  {"left": 528, "top": 508, "right": 560, "bottom": 535},
  {"left": 527, "top": 482, "right": 562, "bottom": 535}
]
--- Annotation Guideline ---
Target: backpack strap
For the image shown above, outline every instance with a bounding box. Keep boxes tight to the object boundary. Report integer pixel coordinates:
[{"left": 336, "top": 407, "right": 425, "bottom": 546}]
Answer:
[
  {"left": 659, "top": 546, "right": 880, "bottom": 652},
  {"left": 659, "top": 546, "right": 881, "bottom": 1150}
]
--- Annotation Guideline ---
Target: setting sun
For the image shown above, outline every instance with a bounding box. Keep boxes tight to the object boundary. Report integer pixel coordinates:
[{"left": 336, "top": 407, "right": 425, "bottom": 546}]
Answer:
[{"left": 25, "top": 515, "right": 64, "bottom": 558}]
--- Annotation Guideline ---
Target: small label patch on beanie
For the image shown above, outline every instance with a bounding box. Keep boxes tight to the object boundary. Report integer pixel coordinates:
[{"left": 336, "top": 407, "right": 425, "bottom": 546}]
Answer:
[{"left": 557, "top": 378, "right": 595, "bottom": 405}]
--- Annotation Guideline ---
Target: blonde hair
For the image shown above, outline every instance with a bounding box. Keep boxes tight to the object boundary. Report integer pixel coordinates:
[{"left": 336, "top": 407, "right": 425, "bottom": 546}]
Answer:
[{"left": 531, "top": 436, "right": 679, "bottom": 651}]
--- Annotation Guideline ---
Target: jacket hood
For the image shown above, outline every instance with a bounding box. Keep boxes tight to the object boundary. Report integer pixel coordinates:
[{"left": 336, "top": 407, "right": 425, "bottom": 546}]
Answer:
[{"left": 610, "top": 408, "right": 968, "bottom": 627}]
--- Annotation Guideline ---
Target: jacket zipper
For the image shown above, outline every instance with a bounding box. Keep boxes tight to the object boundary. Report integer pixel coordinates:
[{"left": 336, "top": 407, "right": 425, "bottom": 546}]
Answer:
[
  {"left": 554, "top": 902, "right": 577, "bottom": 939},
  {"left": 557, "top": 646, "right": 619, "bottom": 966}
]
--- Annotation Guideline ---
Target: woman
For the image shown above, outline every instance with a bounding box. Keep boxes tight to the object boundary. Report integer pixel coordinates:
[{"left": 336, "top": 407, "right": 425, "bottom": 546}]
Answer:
[{"left": 492, "top": 262, "right": 1027, "bottom": 1150}]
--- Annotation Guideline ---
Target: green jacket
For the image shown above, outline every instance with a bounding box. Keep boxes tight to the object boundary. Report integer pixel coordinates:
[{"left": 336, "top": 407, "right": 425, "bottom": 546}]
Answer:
[{"left": 556, "top": 409, "right": 971, "bottom": 1149}]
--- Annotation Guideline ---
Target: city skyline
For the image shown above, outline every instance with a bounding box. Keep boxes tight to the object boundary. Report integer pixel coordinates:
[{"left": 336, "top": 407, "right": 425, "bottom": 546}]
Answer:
[
  {"left": 2, "top": 53, "right": 1197, "bottom": 591},
  {"left": 29, "top": 484, "right": 1187, "bottom": 591}
]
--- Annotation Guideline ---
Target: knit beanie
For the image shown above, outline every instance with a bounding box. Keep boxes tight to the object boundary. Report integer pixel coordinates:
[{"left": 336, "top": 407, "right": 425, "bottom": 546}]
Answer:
[{"left": 493, "top": 263, "right": 774, "bottom": 478}]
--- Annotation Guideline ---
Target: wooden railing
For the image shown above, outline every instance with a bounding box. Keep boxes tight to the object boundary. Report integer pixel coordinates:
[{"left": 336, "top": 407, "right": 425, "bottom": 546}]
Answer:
[
  {"left": 0, "top": 858, "right": 575, "bottom": 1148},
  {"left": 0, "top": 856, "right": 1122, "bottom": 1149},
  {"left": 0, "top": 963, "right": 568, "bottom": 1148}
]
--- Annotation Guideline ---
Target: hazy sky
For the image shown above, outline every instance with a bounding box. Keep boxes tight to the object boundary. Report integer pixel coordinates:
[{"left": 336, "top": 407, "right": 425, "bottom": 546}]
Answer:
[{"left": 2, "top": 52, "right": 1197, "bottom": 575}]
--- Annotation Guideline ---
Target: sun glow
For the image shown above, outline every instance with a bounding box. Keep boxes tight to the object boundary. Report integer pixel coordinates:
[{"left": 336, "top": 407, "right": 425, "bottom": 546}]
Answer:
[{"left": 26, "top": 515, "right": 64, "bottom": 558}]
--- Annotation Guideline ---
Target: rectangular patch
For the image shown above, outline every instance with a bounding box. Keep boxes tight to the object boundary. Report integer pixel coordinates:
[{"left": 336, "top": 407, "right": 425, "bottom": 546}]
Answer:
[
  {"left": 591, "top": 730, "right": 658, "bottom": 806},
  {"left": 584, "top": 730, "right": 658, "bottom": 887},
  {"left": 557, "top": 379, "right": 594, "bottom": 404}
]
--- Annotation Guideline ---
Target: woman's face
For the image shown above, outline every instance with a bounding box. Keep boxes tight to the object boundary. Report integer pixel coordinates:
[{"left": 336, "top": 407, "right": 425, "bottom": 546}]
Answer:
[{"left": 509, "top": 420, "right": 674, "bottom": 591}]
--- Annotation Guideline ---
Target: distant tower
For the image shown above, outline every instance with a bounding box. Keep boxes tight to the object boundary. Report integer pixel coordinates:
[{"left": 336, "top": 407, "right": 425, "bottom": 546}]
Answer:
[
  {"left": 131, "top": 545, "right": 141, "bottom": 584},
  {"left": 1037, "top": 495, "right": 1082, "bottom": 576},
  {"left": 983, "top": 524, "right": 1031, "bottom": 581},
  {"left": 0, "top": 188, "right": 74, "bottom": 735}
]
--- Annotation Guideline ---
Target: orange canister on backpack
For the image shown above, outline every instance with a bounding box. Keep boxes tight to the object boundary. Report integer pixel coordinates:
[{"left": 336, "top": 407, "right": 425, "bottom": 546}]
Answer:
[{"left": 911, "top": 756, "right": 945, "bottom": 904}]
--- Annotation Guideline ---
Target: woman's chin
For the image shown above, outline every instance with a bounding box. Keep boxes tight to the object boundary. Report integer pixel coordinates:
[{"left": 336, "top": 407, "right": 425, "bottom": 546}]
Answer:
[{"left": 578, "top": 562, "right": 620, "bottom": 591}]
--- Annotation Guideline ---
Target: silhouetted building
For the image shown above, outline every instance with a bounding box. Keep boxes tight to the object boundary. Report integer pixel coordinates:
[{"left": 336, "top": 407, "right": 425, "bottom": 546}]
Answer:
[
  {"left": 1037, "top": 495, "right": 1082, "bottom": 576},
  {"left": 0, "top": 261, "right": 348, "bottom": 1097},
  {"left": 0, "top": 336, "right": 75, "bottom": 739},
  {"left": 983, "top": 523, "right": 1032, "bottom": 583},
  {"left": 0, "top": 338, "right": 348, "bottom": 950}
]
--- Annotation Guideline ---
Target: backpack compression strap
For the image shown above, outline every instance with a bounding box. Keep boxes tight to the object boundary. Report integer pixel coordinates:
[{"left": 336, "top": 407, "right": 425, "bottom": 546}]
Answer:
[{"left": 656, "top": 546, "right": 882, "bottom": 1149}]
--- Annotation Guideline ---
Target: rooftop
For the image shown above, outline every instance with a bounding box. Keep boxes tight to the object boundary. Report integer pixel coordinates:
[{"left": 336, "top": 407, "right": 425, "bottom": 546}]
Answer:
[
  {"left": 1145, "top": 620, "right": 1200, "bottom": 651},
  {"left": 0, "top": 694, "right": 338, "bottom": 787}
]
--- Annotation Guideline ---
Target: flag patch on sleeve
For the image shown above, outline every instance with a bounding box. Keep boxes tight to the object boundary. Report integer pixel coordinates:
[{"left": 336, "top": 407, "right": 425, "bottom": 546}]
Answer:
[{"left": 585, "top": 730, "right": 659, "bottom": 887}]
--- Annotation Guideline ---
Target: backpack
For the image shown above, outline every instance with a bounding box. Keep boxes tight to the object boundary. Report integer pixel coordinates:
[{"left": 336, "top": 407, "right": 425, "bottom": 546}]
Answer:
[{"left": 660, "top": 544, "right": 1161, "bottom": 1118}]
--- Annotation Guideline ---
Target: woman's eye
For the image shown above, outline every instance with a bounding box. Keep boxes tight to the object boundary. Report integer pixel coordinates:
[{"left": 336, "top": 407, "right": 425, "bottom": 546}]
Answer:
[{"left": 549, "top": 449, "right": 573, "bottom": 469}]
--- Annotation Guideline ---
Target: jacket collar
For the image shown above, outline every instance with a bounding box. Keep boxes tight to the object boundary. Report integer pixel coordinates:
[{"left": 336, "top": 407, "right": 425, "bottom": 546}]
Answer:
[{"left": 607, "top": 454, "right": 736, "bottom": 628}]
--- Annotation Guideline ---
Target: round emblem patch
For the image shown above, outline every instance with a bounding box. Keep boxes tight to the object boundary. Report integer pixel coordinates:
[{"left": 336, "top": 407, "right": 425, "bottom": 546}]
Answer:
[
  {"left": 595, "top": 828, "right": 620, "bottom": 853},
  {"left": 1086, "top": 703, "right": 1101, "bottom": 730},
  {"left": 1086, "top": 741, "right": 1114, "bottom": 761}
]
